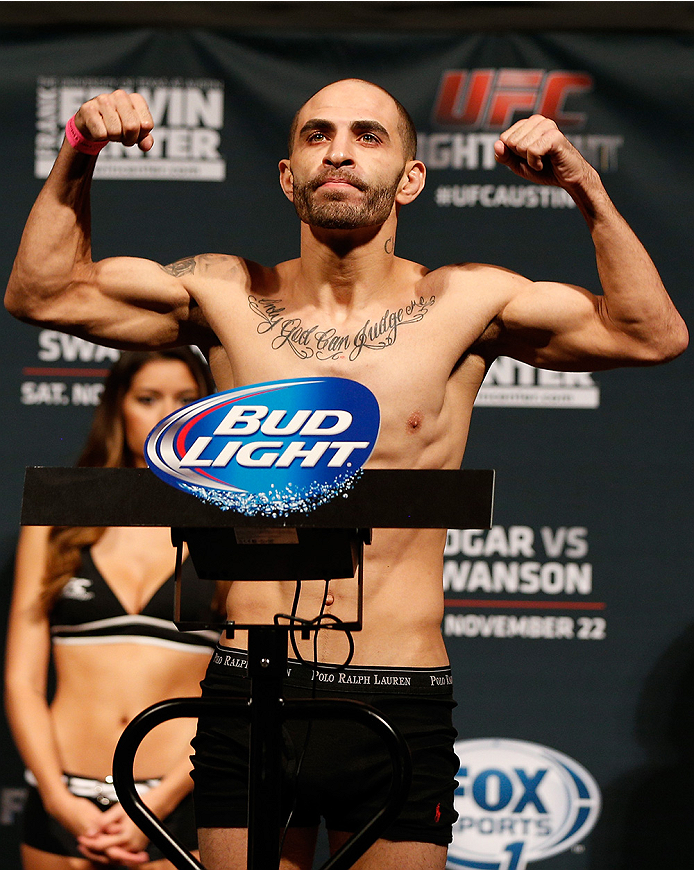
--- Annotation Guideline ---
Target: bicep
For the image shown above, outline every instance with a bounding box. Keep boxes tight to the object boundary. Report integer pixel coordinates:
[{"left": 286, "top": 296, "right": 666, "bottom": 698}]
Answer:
[
  {"left": 30, "top": 255, "right": 196, "bottom": 349},
  {"left": 81, "top": 255, "right": 197, "bottom": 346},
  {"left": 497, "top": 280, "right": 634, "bottom": 370}
]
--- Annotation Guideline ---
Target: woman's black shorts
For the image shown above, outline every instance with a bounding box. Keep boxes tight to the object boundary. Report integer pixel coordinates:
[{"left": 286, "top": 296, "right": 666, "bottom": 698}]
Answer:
[{"left": 20, "top": 777, "right": 198, "bottom": 859}]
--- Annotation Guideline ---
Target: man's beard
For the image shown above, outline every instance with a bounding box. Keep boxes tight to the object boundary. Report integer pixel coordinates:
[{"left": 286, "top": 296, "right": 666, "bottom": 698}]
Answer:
[{"left": 292, "top": 167, "right": 403, "bottom": 230}]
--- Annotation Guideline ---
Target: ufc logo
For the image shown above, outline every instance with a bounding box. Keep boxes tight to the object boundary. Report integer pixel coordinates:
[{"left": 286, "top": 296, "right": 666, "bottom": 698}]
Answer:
[{"left": 434, "top": 69, "right": 593, "bottom": 130}]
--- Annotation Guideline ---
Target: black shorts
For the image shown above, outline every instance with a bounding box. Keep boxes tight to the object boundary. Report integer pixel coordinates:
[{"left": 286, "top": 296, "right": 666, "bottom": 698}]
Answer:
[
  {"left": 191, "top": 646, "right": 459, "bottom": 846},
  {"left": 20, "top": 776, "right": 198, "bottom": 860}
]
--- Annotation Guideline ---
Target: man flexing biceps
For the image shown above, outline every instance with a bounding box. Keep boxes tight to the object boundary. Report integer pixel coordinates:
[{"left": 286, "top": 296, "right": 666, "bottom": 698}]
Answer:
[{"left": 6, "top": 80, "right": 687, "bottom": 870}]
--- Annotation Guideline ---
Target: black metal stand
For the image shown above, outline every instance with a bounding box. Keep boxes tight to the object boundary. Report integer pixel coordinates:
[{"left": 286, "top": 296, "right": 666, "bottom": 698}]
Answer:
[
  {"left": 22, "top": 467, "right": 494, "bottom": 870},
  {"left": 112, "top": 694, "right": 412, "bottom": 870}
]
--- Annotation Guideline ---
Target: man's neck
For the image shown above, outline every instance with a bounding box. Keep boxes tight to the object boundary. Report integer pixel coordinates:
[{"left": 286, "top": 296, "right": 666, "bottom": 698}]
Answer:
[{"left": 294, "top": 217, "right": 399, "bottom": 312}]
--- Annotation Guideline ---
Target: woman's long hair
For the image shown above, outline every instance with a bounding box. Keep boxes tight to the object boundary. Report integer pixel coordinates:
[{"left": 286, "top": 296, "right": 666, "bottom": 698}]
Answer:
[{"left": 41, "top": 348, "right": 215, "bottom": 607}]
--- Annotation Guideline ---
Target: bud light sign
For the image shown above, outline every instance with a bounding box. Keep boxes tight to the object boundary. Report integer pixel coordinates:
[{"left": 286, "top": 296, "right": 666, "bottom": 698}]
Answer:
[
  {"left": 145, "top": 377, "right": 380, "bottom": 516},
  {"left": 449, "top": 738, "right": 601, "bottom": 870}
]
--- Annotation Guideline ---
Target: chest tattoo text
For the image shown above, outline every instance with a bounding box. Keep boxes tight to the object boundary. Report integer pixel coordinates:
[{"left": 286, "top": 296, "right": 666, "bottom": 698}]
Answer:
[{"left": 248, "top": 295, "right": 436, "bottom": 362}]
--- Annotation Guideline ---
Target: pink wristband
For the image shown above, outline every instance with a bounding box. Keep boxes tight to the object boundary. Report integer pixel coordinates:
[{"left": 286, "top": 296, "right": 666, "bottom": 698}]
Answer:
[{"left": 65, "top": 115, "right": 108, "bottom": 155}]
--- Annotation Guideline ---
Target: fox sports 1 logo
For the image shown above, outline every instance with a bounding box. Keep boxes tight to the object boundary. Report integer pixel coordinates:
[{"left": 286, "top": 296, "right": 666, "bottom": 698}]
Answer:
[
  {"left": 449, "top": 738, "right": 601, "bottom": 870},
  {"left": 145, "top": 377, "right": 380, "bottom": 516}
]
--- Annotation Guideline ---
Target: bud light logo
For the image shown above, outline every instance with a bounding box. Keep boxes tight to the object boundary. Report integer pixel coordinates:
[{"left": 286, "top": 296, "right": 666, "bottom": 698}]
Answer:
[
  {"left": 449, "top": 738, "right": 601, "bottom": 870},
  {"left": 145, "top": 377, "right": 380, "bottom": 516}
]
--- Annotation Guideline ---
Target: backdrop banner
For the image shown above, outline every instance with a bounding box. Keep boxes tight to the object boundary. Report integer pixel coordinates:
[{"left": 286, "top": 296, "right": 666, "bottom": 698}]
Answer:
[{"left": 0, "top": 28, "right": 692, "bottom": 870}]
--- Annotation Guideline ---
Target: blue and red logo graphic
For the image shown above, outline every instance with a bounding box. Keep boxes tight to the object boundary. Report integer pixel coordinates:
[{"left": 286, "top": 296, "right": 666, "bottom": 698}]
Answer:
[
  {"left": 145, "top": 377, "right": 380, "bottom": 516},
  {"left": 449, "top": 738, "right": 601, "bottom": 869}
]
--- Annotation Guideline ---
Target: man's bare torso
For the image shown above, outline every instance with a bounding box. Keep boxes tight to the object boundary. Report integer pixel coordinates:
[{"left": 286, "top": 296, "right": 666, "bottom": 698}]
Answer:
[
  {"left": 4, "top": 81, "right": 685, "bottom": 670},
  {"left": 179, "top": 253, "right": 513, "bottom": 667}
]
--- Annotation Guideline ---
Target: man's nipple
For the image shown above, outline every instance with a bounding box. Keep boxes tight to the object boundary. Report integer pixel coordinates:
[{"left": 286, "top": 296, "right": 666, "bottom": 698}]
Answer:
[{"left": 407, "top": 411, "right": 423, "bottom": 432}]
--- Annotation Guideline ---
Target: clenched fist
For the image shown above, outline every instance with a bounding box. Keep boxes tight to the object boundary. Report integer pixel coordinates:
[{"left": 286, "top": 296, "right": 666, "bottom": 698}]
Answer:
[
  {"left": 494, "top": 114, "right": 596, "bottom": 190},
  {"left": 73, "top": 90, "right": 155, "bottom": 152}
]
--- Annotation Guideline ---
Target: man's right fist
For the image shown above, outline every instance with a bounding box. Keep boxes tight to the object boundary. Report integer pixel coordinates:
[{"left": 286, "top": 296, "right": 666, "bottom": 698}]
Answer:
[{"left": 74, "top": 90, "right": 154, "bottom": 151}]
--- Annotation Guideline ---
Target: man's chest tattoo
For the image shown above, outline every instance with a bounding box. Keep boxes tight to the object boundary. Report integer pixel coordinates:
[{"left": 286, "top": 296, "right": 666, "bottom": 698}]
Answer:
[{"left": 248, "top": 295, "right": 436, "bottom": 362}]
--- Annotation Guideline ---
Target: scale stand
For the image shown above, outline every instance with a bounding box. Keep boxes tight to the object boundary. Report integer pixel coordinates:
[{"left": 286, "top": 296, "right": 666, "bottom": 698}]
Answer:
[{"left": 22, "top": 467, "right": 494, "bottom": 870}]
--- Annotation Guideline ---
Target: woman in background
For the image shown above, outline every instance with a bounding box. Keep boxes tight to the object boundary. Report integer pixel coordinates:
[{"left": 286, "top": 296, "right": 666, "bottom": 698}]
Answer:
[{"left": 5, "top": 348, "right": 221, "bottom": 870}]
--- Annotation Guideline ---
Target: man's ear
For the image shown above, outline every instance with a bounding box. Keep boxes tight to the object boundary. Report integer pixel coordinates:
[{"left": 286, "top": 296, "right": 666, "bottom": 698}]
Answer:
[
  {"left": 395, "top": 160, "right": 426, "bottom": 206},
  {"left": 278, "top": 158, "right": 294, "bottom": 202}
]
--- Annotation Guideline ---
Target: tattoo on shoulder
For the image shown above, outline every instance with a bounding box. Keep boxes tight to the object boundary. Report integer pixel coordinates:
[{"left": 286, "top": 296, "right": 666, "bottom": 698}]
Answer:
[
  {"left": 198, "top": 254, "right": 241, "bottom": 278},
  {"left": 161, "top": 257, "right": 197, "bottom": 278},
  {"left": 248, "top": 294, "right": 436, "bottom": 362},
  {"left": 161, "top": 254, "right": 241, "bottom": 280}
]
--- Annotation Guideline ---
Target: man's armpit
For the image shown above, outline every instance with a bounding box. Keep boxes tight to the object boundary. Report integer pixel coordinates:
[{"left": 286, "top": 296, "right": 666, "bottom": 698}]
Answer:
[{"left": 470, "top": 315, "right": 503, "bottom": 354}]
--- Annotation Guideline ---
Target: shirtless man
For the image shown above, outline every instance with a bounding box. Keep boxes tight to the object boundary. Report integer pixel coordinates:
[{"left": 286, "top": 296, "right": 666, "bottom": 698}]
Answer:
[{"left": 5, "top": 79, "right": 688, "bottom": 870}]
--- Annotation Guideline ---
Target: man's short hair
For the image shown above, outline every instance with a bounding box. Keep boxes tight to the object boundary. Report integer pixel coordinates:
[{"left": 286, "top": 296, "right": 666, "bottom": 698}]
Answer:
[{"left": 287, "top": 80, "right": 418, "bottom": 162}]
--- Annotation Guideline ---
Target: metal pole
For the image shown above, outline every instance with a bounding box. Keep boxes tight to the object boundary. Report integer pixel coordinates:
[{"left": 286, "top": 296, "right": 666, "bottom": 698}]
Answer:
[{"left": 246, "top": 626, "right": 289, "bottom": 870}]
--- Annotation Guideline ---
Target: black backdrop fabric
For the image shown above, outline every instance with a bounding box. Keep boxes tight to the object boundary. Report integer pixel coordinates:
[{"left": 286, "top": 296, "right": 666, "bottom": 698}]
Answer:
[{"left": 0, "top": 28, "right": 692, "bottom": 870}]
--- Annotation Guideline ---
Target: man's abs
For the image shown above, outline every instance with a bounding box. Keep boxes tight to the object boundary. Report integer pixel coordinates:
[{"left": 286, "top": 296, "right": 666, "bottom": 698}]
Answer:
[{"left": 221, "top": 527, "right": 449, "bottom": 668}]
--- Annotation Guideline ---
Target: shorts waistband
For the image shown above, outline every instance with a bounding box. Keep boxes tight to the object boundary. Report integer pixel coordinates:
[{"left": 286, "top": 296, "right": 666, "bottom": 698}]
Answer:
[
  {"left": 211, "top": 645, "right": 454, "bottom": 694},
  {"left": 24, "top": 769, "right": 160, "bottom": 806}
]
